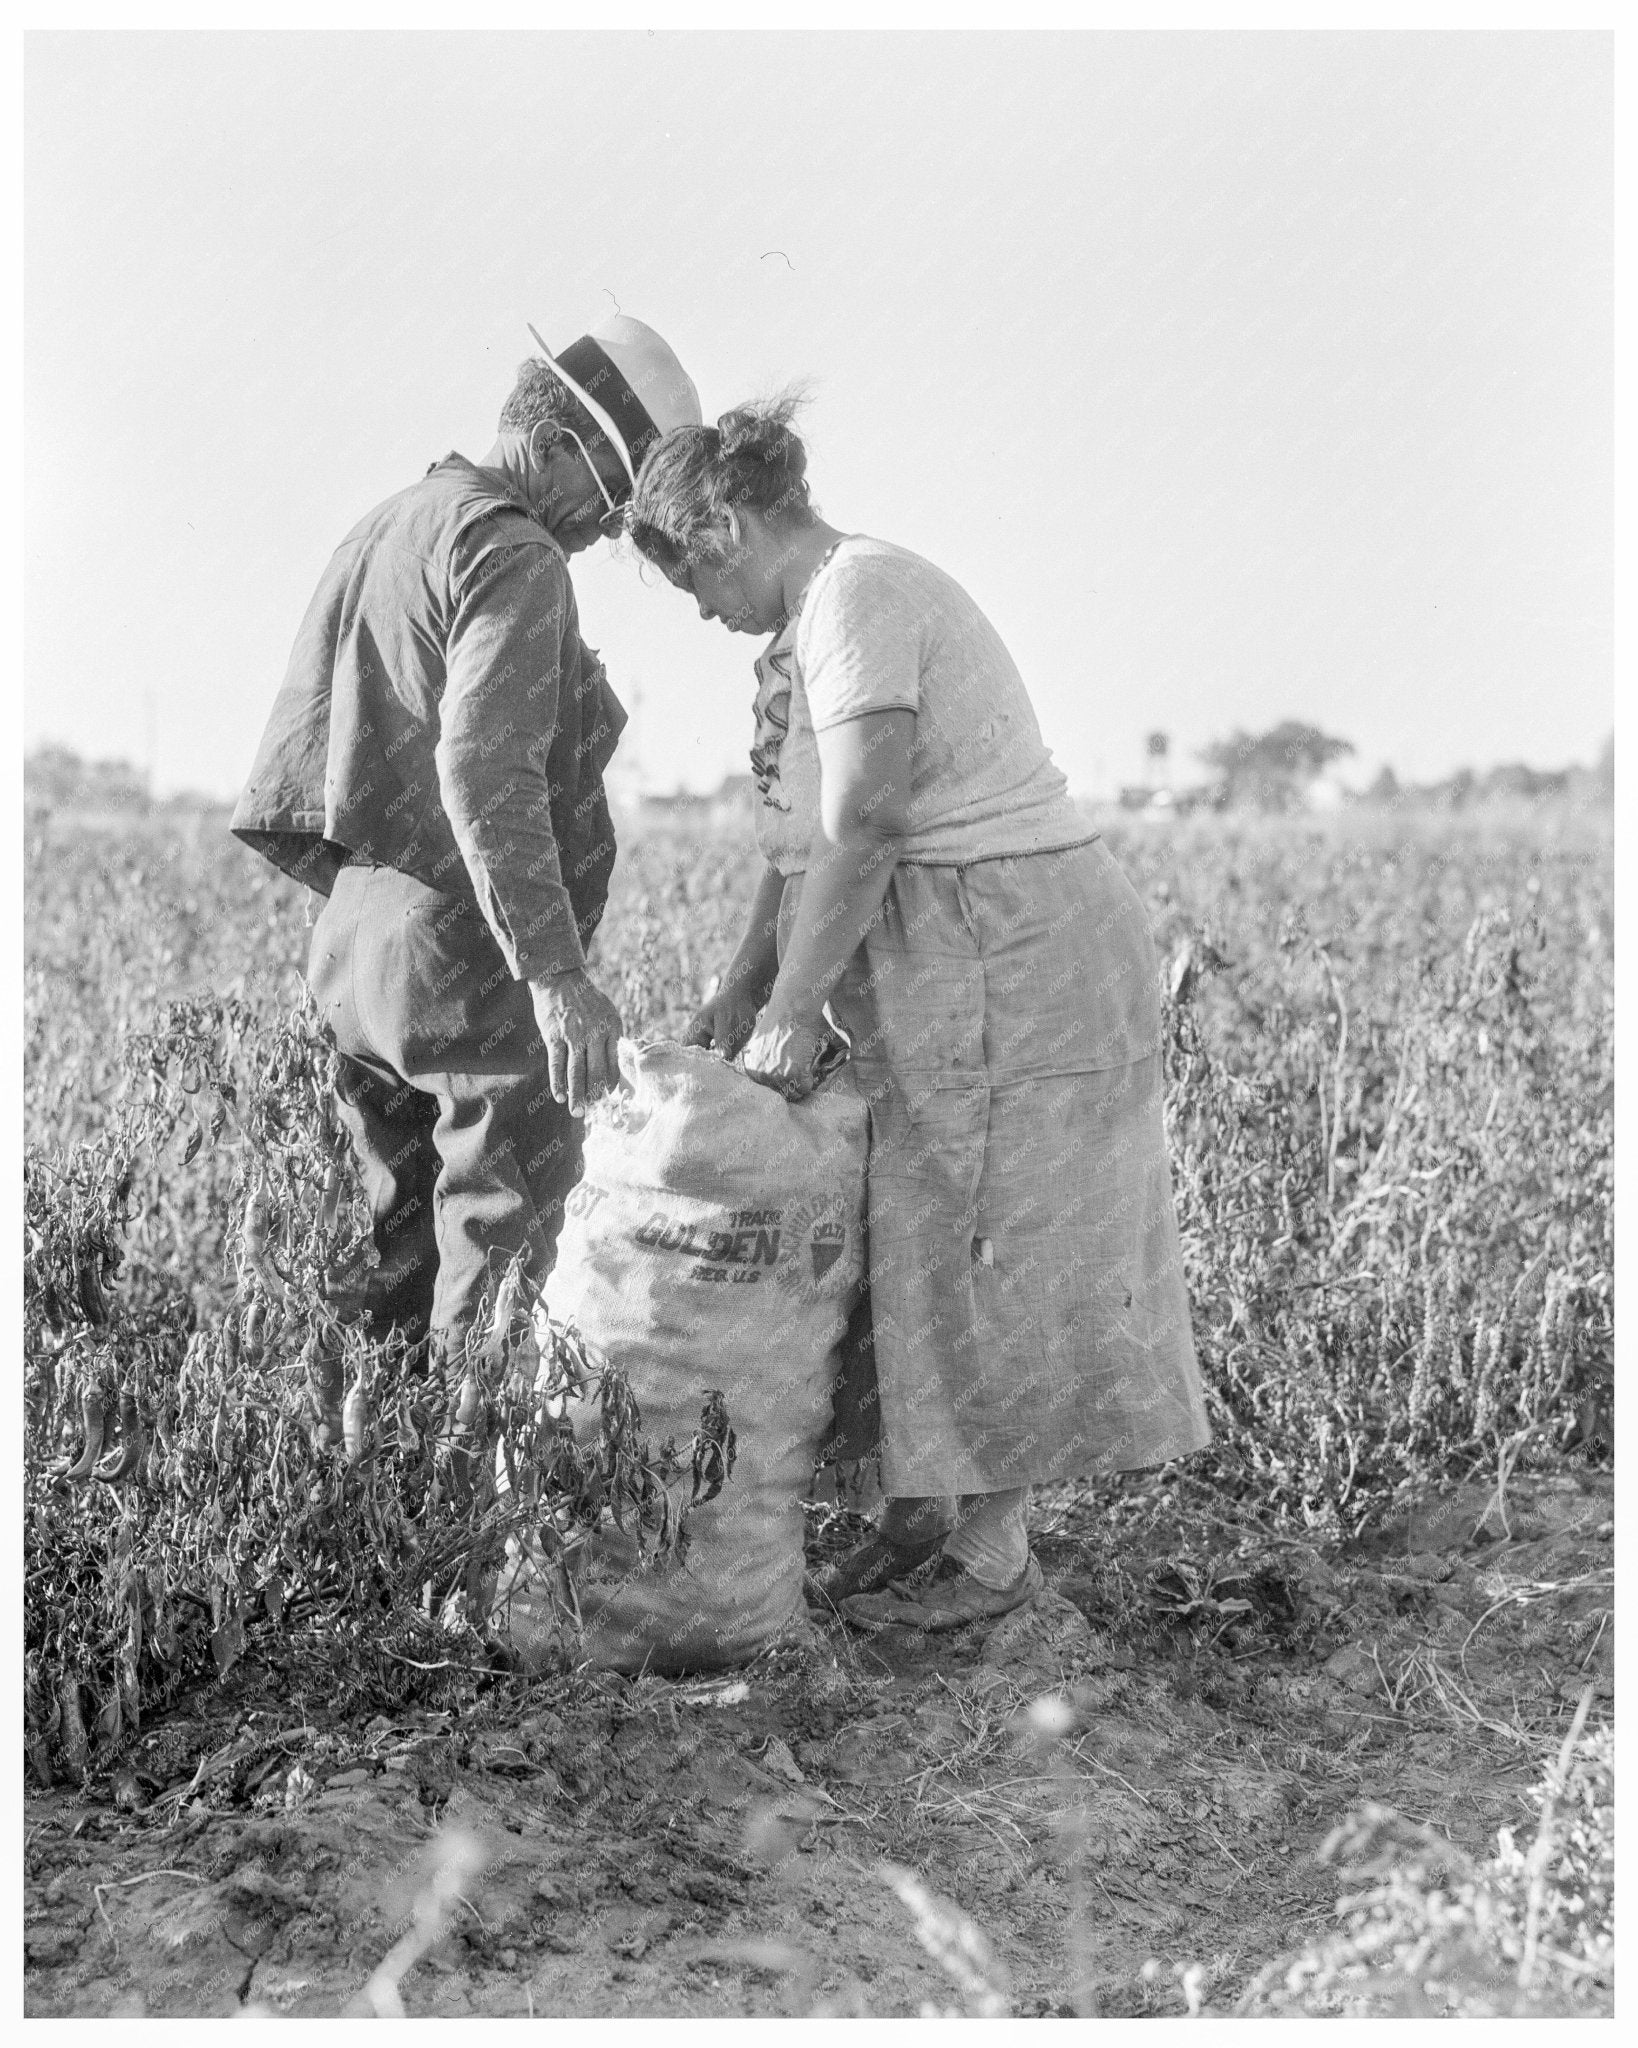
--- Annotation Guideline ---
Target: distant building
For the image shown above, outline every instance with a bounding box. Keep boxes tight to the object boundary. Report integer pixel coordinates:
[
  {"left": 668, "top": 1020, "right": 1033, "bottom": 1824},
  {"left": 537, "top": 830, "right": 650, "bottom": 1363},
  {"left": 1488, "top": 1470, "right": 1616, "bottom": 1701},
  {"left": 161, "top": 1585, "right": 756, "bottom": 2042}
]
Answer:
[
  {"left": 709, "top": 773, "right": 758, "bottom": 827},
  {"left": 1303, "top": 772, "right": 1353, "bottom": 812},
  {"left": 636, "top": 773, "right": 758, "bottom": 834},
  {"left": 637, "top": 788, "right": 712, "bottom": 825},
  {"left": 1119, "top": 781, "right": 1217, "bottom": 817}
]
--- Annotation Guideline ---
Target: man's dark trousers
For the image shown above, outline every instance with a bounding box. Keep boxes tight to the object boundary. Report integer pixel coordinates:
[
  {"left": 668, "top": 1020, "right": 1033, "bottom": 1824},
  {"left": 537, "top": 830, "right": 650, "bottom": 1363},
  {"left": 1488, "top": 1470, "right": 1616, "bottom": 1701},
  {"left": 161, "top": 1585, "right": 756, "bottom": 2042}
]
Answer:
[{"left": 309, "top": 861, "right": 585, "bottom": 1359}]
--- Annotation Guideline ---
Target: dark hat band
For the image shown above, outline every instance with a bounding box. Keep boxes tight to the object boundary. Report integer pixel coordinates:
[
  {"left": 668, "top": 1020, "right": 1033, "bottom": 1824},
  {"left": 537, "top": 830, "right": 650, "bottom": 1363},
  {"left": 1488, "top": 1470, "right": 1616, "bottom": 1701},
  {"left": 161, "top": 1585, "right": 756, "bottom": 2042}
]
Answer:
[{"left": 556, "top": 336, "right": 660, "bottom": 480}]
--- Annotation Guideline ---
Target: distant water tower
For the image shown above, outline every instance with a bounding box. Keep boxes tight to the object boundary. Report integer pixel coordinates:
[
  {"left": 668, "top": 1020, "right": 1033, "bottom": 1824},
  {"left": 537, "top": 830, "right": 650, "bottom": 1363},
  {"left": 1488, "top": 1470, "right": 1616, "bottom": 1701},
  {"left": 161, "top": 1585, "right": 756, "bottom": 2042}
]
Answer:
[{"left": 1146, "top": 730, "right": 1170, "bottom": 790}]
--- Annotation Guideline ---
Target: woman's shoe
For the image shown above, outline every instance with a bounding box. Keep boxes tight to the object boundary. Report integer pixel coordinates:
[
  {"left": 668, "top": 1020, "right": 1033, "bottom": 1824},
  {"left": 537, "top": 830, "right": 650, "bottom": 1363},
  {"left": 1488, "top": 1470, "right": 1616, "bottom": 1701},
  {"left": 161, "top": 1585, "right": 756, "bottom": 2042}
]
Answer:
[
  {"left": 841, "top": 1553, "right": 1043, "bottom": 1633},
  {"left": 805, "top": 1529, "right": 946, "bottom": 1610}
]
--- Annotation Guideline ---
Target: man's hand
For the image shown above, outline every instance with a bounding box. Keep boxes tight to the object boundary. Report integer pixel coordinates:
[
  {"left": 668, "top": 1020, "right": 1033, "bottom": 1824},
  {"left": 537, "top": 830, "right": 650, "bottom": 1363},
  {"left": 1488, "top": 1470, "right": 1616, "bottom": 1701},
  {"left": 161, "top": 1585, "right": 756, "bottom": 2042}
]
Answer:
[
  {"left": 529, "top": 971, "right": 624, "bottom": 1116},
  {"left": 684, "top": 965, "right": 772, "bottom": 1061}
]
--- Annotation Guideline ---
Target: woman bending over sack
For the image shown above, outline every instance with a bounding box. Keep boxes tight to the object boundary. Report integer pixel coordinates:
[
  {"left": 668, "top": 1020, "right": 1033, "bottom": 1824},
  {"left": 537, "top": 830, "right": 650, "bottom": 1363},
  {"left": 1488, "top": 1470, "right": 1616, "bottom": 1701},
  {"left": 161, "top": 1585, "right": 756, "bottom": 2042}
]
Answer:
[{"left": 625, "top": 398, "right": 1210, "bottom": 1630}]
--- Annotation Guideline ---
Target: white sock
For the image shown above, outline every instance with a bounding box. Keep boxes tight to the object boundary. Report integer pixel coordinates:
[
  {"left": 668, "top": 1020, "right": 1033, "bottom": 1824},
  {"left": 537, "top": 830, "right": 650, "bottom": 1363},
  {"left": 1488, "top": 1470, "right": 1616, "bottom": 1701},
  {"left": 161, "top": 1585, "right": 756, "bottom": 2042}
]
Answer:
[
  {"left": 878, "top": 1495, "right": 955, "bottom": 1547},
  {"left": 942, "top": 1489, "right": 1029, "bottom": 1589}
]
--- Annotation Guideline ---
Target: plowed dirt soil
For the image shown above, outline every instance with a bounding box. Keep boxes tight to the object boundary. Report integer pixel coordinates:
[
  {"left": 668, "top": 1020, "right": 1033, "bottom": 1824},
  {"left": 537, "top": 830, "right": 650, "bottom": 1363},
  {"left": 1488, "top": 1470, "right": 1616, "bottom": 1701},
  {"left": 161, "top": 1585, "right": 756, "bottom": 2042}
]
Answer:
[{"left": 23, "top": 1468, "right": 1612, "bottom": 2018}]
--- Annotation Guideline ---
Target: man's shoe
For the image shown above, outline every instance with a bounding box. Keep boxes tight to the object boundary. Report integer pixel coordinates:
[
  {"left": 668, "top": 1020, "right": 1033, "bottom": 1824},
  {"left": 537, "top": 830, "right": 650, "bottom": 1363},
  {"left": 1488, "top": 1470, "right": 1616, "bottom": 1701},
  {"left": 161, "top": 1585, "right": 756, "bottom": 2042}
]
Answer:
[
  {"left": 805, "top": 1530, "right": 946, "bottom": 1610},
  {"left": 841, "top": 1553, "right": 1043, "bottom": 1633}
]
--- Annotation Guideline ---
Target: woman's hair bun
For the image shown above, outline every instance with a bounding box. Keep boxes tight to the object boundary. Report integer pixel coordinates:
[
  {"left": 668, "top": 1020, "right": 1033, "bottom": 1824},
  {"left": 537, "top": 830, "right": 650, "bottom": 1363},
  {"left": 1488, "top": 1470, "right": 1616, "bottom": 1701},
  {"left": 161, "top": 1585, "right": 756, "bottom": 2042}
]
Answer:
[
  {"left": 627, "top": 386, "right": 814, "bottom": 570},
  {"left": 715, "top": 395, "right": 808, "bottom": 484}
]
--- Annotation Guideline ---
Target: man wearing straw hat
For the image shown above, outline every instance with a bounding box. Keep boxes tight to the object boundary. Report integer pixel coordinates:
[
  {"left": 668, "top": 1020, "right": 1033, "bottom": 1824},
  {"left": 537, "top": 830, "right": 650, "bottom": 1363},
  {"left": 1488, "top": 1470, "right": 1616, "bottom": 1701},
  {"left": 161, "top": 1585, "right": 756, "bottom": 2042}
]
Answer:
[{"left": 232, "top": 315, "right": 701, "bottom": 1368}]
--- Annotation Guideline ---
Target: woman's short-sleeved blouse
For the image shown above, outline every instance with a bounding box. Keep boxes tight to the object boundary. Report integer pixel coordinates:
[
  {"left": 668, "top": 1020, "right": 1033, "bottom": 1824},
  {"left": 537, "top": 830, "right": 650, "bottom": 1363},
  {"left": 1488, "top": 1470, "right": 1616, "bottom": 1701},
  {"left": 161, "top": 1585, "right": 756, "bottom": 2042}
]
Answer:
[{"left": 749, "top": 536, "right": 1093, "bottom": 875}]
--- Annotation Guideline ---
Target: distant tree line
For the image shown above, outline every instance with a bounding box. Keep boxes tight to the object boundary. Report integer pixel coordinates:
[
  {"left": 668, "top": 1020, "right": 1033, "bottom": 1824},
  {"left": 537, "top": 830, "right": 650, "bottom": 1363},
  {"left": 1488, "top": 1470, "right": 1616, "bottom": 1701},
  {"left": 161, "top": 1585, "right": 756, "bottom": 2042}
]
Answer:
[
  {"left": 24, "top": 746, "right": 224, "bottom": 816},
  {"left": 27, "top": 730, "right": 1614, "bottom": 825},
  {"left": 1197, "top": 721, "right": 1356, "bottom": 811},
  {"left": 1125, "top": 724, "right": 1613, "bottom": 815}
]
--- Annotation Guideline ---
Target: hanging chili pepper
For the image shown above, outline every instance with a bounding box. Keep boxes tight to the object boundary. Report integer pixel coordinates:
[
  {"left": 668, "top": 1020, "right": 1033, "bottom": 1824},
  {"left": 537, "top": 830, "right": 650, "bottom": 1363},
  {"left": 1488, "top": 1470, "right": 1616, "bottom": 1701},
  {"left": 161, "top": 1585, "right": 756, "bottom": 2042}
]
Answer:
[
  {"left": 343, "top": 1366, "right": 371, "bottom": 1465},
  {"left": 61, "top": 1390, "right": 106, "bottom": 1484},
  {"left": 94, "top": 1392, "right": 144, "bottom": 1485}
]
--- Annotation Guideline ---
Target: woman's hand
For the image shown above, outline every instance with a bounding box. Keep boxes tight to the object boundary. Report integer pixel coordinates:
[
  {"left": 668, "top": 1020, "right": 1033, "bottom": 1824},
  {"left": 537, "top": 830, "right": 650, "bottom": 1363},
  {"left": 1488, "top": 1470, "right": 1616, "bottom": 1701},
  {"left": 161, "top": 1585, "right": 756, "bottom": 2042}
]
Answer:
[
  {"left": 683, "top": 970, "right": 768, "bottom": 1061},
  {"left": 742, "top": 1004, "right": 830, "bottom": 1102},
  {"left": 686, "top": 863, "right": 787, "bottom": 1060}
]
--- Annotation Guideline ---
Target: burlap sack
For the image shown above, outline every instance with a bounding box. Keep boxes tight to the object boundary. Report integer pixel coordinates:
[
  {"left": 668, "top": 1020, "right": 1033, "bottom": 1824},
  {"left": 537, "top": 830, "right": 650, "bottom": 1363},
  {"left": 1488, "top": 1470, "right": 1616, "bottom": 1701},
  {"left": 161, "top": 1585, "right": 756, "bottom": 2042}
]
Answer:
[{"left": 494, "top": 1039, "right": 867, "bottom": 1674}]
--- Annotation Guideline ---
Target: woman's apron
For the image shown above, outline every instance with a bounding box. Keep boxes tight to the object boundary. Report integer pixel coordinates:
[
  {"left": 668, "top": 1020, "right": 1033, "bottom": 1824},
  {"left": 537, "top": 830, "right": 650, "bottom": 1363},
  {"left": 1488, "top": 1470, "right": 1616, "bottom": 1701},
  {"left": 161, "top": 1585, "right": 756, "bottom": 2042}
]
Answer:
[{"left": 781, "top": 836, "right": 1211, "bottom": 1497}]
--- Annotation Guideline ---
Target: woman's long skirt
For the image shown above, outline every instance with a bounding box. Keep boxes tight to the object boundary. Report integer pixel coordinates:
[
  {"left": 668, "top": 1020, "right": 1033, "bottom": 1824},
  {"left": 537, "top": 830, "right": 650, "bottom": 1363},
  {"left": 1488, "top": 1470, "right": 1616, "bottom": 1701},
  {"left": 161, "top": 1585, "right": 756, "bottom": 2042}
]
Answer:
[{"left": 782, "top": 836, "right": 1211, "bottom": 1498}]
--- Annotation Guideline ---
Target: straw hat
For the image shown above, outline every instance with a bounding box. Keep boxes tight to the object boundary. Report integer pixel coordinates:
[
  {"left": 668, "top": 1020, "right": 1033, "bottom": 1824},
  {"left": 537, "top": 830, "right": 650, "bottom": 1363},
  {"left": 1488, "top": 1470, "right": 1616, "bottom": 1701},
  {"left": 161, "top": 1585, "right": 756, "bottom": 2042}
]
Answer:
[{"left": 526, "top": 314, "right": 702, "bottom": 492}]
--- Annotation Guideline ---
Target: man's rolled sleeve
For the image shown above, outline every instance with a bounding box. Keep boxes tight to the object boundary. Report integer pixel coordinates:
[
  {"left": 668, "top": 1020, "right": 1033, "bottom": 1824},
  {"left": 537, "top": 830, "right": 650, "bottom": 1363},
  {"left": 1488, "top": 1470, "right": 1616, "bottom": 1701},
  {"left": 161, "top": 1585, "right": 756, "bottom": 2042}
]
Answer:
[{"left": 436, "top": 536, "right": 587, "bottom": 980}]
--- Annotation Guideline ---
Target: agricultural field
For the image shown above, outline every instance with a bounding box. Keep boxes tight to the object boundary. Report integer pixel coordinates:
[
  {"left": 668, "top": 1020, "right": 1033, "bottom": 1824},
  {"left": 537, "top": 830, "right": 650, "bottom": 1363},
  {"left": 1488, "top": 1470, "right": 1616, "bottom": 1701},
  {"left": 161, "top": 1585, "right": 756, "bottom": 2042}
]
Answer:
[{"left": 22, "top": 799, "right": 1613, "bottom": 2018}]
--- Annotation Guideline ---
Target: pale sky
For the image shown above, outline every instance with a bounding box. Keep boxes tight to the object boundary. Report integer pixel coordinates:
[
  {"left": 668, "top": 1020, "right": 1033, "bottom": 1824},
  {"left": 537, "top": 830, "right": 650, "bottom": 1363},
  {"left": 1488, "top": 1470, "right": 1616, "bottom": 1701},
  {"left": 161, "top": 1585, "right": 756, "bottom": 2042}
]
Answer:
[{"left": 25, "top": 31, "right": 1611, "bottom": 800}]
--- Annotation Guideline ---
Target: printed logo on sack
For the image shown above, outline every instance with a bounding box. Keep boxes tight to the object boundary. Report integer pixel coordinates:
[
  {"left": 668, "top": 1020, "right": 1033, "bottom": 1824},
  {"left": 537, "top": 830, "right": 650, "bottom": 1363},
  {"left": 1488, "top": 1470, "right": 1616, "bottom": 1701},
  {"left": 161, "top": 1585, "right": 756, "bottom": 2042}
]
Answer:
[
  {"left": 565, "top": 1179, "right": 853, "bottom": 1294},
  {"left": 775, "top": 1193, "right": 855, "bottom": 1300},
  {"left": 633, "top": 1205, "right": 782, "bottom": 1286},
  {"left": 564, "top": 1181, "right": 611, "bottom": 1222}
]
